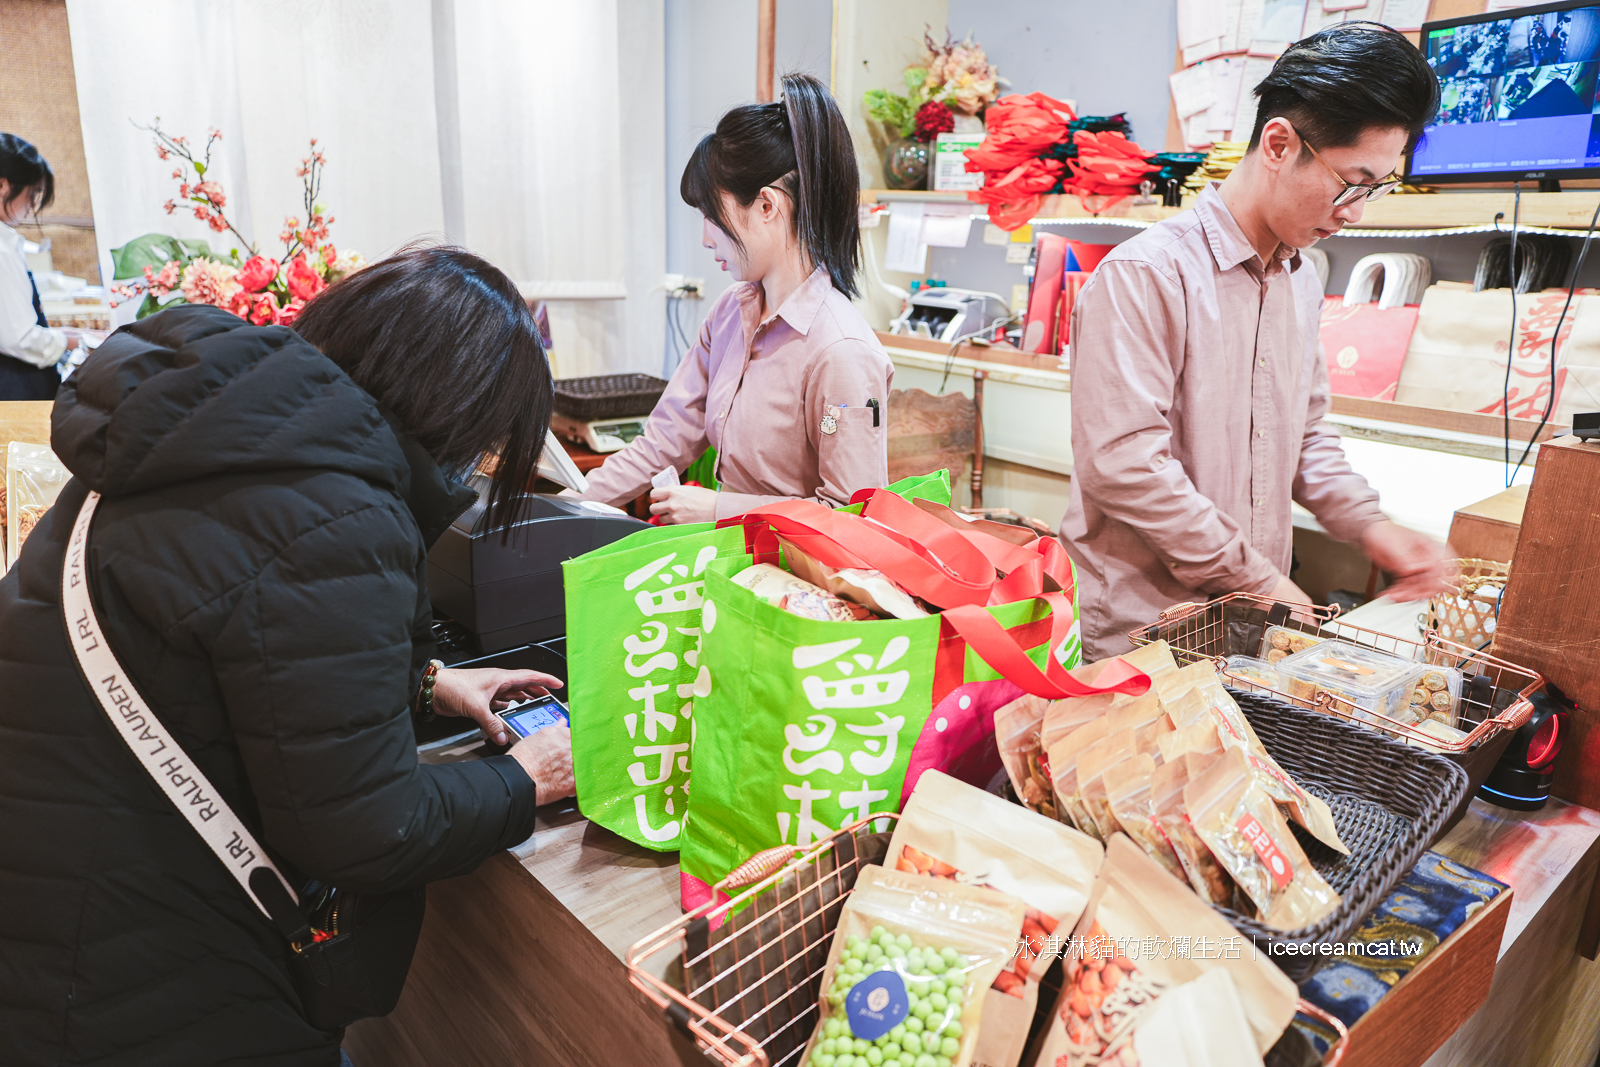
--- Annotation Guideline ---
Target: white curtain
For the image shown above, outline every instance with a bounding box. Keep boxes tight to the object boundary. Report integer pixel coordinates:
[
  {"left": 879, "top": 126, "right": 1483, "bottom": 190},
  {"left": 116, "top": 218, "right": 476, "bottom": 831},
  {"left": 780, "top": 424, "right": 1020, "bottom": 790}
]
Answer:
[{"left": 65, "top": 0, "right": 663, "bottom": 377}]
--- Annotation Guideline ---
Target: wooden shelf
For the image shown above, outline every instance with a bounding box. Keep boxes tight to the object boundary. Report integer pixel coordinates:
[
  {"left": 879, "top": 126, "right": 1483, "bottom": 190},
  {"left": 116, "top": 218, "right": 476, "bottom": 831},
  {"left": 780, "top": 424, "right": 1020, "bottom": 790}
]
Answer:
[{"left": 863, "top": 189, "right": 1600, "bottom": 233}]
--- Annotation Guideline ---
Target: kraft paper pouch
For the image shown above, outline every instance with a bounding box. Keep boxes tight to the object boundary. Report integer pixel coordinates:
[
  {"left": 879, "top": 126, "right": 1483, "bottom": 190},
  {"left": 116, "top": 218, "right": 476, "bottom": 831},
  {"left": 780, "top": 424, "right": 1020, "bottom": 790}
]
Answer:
[
  {"left": 1186, "top": 748, "right": 1341, "bottom": 931},
  {"left": 889, "top": 770, "right": 1103, "bottom": 1067},
  {"left": 1048, "top": 719, "right": 1110, "bottom": 839},
  {"left": 780, "top": 537, "right": 929, "bottom": 620},
  {"left": 1098, "top": 970, "right": 1265, "bottom": 1067},
  {"left": 1076, "top": 731, "right": 1137, "bottom": 841},
  {"left": 1158, "top": 720, "right": 1223, "bottom": 765},
  {"left": 1040, "top": 692, "right": 1115, "bottom": 755},
  {"left": 800, "top": 865, "right": 1026, "bottom": 1067},
  {"left": 995, "top": 695, "right": 1054, "bottom": 818},
  {"left": 1103, "top": 754, "right": 1185, "bottom": 882},
  {"left": 1030, "top": 836, "right": 1297, "bottom": 1067},
  {"left": 1151, "top": 754, "right": 1235, "bottom": 907},
  {"left": 1107, "top": 693, "right": 1172, "bottom": 759}
]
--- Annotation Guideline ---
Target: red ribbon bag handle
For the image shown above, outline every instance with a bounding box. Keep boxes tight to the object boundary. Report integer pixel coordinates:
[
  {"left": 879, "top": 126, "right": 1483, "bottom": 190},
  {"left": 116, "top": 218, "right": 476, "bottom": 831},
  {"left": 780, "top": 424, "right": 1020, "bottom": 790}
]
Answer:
[{"left": 940, "top": 594, "right": 1150, "bottom": 699}]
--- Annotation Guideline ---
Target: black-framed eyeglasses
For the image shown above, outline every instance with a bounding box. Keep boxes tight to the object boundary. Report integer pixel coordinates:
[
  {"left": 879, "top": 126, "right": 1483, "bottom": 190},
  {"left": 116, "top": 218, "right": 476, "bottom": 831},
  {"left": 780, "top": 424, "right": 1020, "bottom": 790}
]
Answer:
[{"left": 1293, "top": 125, "right": 1403, "bottom": 207}]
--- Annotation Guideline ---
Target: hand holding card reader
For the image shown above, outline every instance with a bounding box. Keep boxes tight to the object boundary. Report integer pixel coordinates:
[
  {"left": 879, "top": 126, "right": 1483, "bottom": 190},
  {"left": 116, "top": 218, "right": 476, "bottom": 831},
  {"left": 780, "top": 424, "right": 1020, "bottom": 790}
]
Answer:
[{"left": 495, "top": 694, "right": 570, "bottom": 740}]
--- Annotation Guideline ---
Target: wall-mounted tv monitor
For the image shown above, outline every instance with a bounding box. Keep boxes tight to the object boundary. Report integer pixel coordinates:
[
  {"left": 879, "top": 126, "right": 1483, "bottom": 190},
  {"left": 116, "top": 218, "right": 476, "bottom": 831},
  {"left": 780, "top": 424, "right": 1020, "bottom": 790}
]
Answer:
[{"left": 1410, "top": 0, "right": 1600, "bottom": 187}]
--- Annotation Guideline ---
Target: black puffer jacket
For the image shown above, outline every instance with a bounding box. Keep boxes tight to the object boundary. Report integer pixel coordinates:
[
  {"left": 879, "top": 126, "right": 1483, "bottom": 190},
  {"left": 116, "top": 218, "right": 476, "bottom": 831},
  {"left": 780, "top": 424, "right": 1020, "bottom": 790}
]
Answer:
[{"left": 0, "top": 306, "right": 538, "bottom": 1065}]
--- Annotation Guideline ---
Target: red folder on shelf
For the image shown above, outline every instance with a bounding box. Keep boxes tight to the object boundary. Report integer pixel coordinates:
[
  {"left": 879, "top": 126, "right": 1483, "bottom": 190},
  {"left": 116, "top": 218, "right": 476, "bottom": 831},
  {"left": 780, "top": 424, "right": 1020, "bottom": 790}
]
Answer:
[{"left": 1319, "top": 296, "right": 1419, "bottom": 401}]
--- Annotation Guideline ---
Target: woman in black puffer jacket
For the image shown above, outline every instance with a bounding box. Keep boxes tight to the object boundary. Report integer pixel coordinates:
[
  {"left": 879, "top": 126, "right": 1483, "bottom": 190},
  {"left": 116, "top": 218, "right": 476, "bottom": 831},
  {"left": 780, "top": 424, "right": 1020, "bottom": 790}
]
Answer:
[{"left": 0, "top": 247, "right": 572, "bottom": 1066}]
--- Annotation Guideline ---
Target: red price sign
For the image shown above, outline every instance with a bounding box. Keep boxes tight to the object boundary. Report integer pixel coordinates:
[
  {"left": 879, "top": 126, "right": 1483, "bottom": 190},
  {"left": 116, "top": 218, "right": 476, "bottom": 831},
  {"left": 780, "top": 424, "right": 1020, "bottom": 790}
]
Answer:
[{"left": 1236, "top": 813, "right": 1294, "bottom": 889}]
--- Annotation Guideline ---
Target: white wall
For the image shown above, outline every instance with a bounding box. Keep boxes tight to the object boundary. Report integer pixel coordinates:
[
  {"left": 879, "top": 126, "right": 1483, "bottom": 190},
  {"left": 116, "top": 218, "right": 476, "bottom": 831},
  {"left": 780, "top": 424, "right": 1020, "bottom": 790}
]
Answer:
[{"left": 662, "top": 0, "right": 836, "bottom": 375}]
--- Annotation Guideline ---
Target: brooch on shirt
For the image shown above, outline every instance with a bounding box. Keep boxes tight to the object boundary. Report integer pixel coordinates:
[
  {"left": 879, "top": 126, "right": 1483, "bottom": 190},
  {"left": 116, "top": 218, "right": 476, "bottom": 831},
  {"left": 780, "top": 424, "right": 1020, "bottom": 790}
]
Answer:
[{"left": 820, "top": 405, "right": 840, "bottom": 436}]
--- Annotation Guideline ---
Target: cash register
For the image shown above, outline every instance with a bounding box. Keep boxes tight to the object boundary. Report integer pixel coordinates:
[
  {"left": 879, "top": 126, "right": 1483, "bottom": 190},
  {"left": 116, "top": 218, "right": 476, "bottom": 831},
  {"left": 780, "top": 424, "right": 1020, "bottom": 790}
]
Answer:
[{"left": 426, "top": 431, "right": 648, "bottom": 653}]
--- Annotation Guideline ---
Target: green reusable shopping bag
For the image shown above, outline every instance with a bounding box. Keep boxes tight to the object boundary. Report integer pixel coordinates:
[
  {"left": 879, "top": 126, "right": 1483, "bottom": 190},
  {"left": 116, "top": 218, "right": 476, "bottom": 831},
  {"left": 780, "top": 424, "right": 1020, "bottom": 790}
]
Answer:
[
  {"left": 559, "top": 472, "right": 946, "bottom": 852},
  {"left": 678, "top": 556, "right": 1075, "bottom": 910},
  {"left": 563, "top": 522, "right": 750, "bottom": 850}
]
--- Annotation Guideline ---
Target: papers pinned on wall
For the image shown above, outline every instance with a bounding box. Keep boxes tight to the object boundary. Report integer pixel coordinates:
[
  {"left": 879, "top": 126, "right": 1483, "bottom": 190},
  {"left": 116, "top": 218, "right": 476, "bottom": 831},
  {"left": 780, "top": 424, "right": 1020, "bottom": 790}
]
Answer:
[
  {"left": 884, "top": 202, "right": 928, "bottom": 274},
  {"left": 921, "top": 203, "right": 975, "bottom": 248}
]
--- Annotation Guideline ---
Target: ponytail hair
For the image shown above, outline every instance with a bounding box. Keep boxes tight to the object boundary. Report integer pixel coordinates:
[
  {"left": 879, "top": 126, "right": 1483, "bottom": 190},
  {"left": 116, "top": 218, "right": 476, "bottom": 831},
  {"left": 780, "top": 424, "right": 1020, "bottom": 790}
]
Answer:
[
  {"left": 0, "top": 133, "right": 54, "bottom": 217},
  {"left": 681, "top": 72, "right": 861, "bottom": 298}
]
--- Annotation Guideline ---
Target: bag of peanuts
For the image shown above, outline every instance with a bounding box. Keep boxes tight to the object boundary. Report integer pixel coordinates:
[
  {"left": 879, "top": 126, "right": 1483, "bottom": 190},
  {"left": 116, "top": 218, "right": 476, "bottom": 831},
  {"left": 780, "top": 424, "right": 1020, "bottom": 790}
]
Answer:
[
  {"left": 1151, "top": 752, "right": 1237, "bottom": 908},
  {"left": 1047, "top": 718, "right": 1111, "bottom": 839},
  {"left": 1103, "top": 754, "right": 1185, "bottom": 882},
  {"left": 1185, "top": 748, "right": 1342, "bottom": 931},
  {"left": 888, "top": 770, "right": 1104, "bottom": 1067},
  {"left": 995, "top": 695, "right": 1055, "bottom": 819},
  {"left": 1028, "top": 836, "right": 1297, "bottom": 1067},
  {"left": 1075, "top": 730, "right": 1137, "bottom": 840},
  {"left": 799, "top": 864, "right": 1027, "bottom": 1067}
]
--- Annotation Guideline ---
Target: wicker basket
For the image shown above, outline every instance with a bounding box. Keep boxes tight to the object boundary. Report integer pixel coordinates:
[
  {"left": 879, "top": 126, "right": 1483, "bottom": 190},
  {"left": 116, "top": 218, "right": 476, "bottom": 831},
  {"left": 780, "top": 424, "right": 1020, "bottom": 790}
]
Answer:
[
  {"left": 1225, "top": 688, "right": 1468, "bottom": 982},
  {"left": 1426, "top": 558, "right": 1510, "bottom": 650},
  {"left": 552, "top": 373, "right": 668, "bottom": 421}
]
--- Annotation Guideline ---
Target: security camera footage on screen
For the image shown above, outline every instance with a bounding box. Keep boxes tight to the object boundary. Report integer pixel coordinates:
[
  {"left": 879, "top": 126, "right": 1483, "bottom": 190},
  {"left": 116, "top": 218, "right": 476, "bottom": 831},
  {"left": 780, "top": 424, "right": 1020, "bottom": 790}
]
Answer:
[{"left": 1414, "top": 6, "right": 1600, "bottom": 177}]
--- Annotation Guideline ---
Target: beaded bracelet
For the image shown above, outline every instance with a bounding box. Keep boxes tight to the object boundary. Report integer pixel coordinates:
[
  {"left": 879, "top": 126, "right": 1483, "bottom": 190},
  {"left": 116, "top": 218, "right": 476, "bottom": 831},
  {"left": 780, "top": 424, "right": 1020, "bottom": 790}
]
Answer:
[{"left": 415, "top": 658, "right": 444, "bottom": 722}]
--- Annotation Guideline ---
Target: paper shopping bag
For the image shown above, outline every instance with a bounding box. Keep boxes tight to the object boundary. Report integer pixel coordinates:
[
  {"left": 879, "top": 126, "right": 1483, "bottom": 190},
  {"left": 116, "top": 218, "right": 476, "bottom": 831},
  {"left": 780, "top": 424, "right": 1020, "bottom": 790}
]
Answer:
[{"left": 1319, "top": 296, "right": 1419, "bottom": 401}]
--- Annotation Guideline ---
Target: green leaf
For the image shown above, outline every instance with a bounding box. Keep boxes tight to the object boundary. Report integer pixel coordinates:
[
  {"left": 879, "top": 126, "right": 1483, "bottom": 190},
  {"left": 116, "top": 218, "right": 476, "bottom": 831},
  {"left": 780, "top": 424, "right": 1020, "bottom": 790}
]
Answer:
[
  {"left": 193, "top": 161, "right": 206, "bottom": 176},
  {"left": 110, "top": 234, "right": 213, "bottom": 279},
  {"left": 135, "top": 293, "right": 161, "bottom": 319},
  {"left": 903, "top": 66, "right": 928, "bottom": 92}
]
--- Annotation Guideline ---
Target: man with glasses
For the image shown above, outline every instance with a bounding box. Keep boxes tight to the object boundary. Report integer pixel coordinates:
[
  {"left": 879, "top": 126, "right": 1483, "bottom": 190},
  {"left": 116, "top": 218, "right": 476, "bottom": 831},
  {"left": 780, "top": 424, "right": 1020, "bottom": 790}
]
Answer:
[{"left": 1060, "top": 23, "right": 1447, "bottom": 659}]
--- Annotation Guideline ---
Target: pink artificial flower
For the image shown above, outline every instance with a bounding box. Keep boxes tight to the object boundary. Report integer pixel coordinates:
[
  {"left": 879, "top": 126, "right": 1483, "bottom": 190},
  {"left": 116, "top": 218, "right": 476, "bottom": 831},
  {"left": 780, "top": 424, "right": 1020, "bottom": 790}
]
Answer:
[
  {"left": 285, "top": 255, "right": 326, "bottom": 302},
  {"left": 237, "top": 255, "right": 279, "bottom": 294},
  {"left": 179, "top": 257, "right": 242, "bottom": 309},
  {"left": 275, "top": 298, "right": 305, "bottom": 325},
  {"left": 156, "top": 145, "right": 170, "bottom": 160},
  {"left": 163, "top": 200, "right": 177, "bottom": 215},
  {"left": 321, "top": 244, "right": 337, "bottom": 267},
  {"left": 249, "top": 293, "right": 279, "bottom": 325},
  {"left": 145, "top": 260, "right": 180, "bottom": 291},
  {"left": 171, "top": 169, "right": 182, "bottom": 179},
  {"left": 208, "top": 216, "right": 227, "bottom": 232},
  {"left": 195, "top": 181, "right": 226, "bottom": 208},
  {"left": 179, "top": 183, "right": 190, "bottom": 198},
  {"left": 193, "top": 205, "right": 209, "bottom": 221}
]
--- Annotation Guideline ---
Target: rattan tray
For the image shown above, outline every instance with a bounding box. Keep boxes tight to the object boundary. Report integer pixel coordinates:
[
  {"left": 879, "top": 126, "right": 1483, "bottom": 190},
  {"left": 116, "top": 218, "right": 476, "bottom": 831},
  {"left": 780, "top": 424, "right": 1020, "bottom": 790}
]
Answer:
[
  {"left": 1223, "top": 688, "right": 1468, "bottom": 982},
  {"left": 552, "top": 373, "right": 668, "bottom": 421}
]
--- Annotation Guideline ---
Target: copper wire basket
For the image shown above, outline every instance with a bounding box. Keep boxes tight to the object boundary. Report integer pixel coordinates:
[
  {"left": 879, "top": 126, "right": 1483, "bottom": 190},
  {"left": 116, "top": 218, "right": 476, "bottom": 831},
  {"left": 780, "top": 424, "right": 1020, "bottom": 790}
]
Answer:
[
  {"left": 626, "top": 815, "right": 1351, "bottom": 1067},
  {"left": 1127, "top": 592, "right": 1543, "bottom": 836}
]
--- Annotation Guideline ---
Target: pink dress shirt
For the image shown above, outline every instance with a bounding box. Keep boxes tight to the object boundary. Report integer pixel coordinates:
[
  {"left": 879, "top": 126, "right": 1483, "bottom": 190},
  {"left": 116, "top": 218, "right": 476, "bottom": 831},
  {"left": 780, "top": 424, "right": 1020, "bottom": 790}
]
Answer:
[
  {"left": 1060, "top": 183, "right": 1386, "bottom": 660},
  {"left": 579, "top": 266, "right": 893, "bottom": 519}
]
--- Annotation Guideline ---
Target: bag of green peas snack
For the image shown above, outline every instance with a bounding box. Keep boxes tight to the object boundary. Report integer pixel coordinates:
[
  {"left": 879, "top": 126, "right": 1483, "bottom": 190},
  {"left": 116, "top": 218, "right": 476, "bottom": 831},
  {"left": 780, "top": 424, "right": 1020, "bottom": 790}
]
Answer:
[
  {"left": 887, "top": 771, "right": 1103, "bottom": 1067},
  {"left": 801, "top": 865, "right": 1027, "bottom": 1067}
]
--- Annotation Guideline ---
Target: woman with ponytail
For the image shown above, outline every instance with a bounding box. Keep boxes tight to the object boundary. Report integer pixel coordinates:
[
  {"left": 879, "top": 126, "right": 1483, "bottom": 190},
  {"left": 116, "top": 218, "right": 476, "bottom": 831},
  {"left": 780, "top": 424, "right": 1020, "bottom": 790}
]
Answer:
[{"left": 579, "top": 73, "right": 892, "bottom": 523}]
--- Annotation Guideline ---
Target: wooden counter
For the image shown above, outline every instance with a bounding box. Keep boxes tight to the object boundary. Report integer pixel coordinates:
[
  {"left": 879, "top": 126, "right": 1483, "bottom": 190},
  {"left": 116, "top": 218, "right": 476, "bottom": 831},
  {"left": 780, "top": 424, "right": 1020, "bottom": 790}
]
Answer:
[{"left": 346, "top": 737, "right": 1600, "bottom": 1067}]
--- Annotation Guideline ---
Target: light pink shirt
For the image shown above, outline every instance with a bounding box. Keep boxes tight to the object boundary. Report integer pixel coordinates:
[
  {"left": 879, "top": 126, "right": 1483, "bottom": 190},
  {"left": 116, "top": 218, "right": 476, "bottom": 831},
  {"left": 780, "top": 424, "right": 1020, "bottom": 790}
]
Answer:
[
  {"left": 1060, "top": 183, "right": 1385, "bottom": 660},
  {"left": 580, "top": 266, "right": 893, "bottom": 519}
]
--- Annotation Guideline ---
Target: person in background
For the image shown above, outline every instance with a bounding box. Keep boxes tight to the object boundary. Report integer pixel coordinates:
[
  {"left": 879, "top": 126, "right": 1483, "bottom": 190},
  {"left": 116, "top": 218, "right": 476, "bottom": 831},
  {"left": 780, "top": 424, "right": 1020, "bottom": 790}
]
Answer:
[
  {"left": 576, "top": 72, "right": 892, "bottom": 523},
  {"left": 0, "top": 247, "right": 573, "bottom": 1065},
  {"left": 0, "top": 133, "right": 77, "bottom": 399},
  {"left": 1061, "top": 24, "right": 1447, "bottom": 660}
]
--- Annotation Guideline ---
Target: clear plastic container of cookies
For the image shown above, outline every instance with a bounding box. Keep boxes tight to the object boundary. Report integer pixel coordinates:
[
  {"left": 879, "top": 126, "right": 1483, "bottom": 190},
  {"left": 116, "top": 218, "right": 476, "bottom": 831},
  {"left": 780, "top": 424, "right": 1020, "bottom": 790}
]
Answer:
[
  {"left": 1259, "top": 624, "right": 1326, "bottom": 665},
  {"left": 1223, "top": 655, "right": 1281, "bottom": 695},
  {"left": 1275, "top": 640, "right": 1427, "bottom": 726}
]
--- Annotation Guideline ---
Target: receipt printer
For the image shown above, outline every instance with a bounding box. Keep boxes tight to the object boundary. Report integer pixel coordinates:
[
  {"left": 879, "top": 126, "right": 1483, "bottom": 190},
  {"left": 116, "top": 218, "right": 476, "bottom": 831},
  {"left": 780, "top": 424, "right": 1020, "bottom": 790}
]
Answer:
[{"left": 427, "top": 477, "right": 648, "bottom": 651}]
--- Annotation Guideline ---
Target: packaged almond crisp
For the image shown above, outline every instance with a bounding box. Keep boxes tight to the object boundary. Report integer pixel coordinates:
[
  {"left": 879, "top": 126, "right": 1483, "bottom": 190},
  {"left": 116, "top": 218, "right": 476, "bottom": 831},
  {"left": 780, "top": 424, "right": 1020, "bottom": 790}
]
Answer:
[
  {"left": 1185, "top": 748, "right": 1341, "bottom": 931},
  {"left": 1048, "top": 718, "right": 1111, "bottom": 838},
  {"left": 995, "top": 695, "right": 1054, "bottom": 819},
  {"left": 1106, "top": 692, "right": 1172, "bottom": 757},
  {"left": 1103, "top": 754, "right": 1185, "bottom": 883},
  {"left": 1158, "top": 719, "right": 1223, "bottom": 765},
  {"left": 1040, "top": 692, "right": 1114, "bottom": 755},
  {"left": 1097, "top": 970, "right": 1265, "bottom": 1067},
  {"left": 889, "top": 770, "right": 1104, "bottom": 1067},
  {"left": 1192, "top": 672, "right": 1350, "bottom": 856},
  {"left": 1151, "top": 754, "right": 1235, "bottom": 906},
  {"left": 1030, "top": 836, "right": 1297, "bottom": 1067},
  {"left": 731, "top": 562, "right": 878, "bottom": 621},
  {"left": 799, "top": 864, "right": 1027, "bottom": 1067},
  {"left": 1075, "top": 730, "right": 1137, "bottom": 841}
]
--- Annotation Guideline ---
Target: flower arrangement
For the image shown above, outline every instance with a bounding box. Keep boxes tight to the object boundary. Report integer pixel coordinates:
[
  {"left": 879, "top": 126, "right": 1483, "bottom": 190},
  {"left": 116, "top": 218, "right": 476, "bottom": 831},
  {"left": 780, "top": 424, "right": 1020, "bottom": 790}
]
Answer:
[
  {"left": 864, "top": 28, "right": 1002, "bottom": 141},
  {"left": 110, "top": 123, "right": 365, "bottom": 325}
]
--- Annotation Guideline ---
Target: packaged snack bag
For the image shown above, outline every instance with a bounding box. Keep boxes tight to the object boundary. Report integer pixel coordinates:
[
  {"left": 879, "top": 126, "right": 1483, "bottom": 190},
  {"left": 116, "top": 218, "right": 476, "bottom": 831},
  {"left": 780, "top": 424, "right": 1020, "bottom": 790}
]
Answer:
[
  {"left": 995, "top": 695, "right": 1054, "bottom": 818},
  {"left": 1075, "top": 730, "right": 1137, "bottom": 840},
  {"left": 6, "top": 442, "right": 68, "bottom": 569},
  {"left": 1106, "top": 693, "right": 1171, "bottom": 755},
  {"left": 1151, "top": 754, "right": 1235, "bottom": 906},
  {"left": 799, "top": 865, "right": 1027, "bottom": 1067},
  {"left": 1157, "top": 720, "right": 1223, "bottom": 765},
  {"left": 1185, "top": 748, "right": 1341, "bottom": 931},
  {"left": 1098, "top": 970, "right": 1265, "bottom": 1067},
  {"left": 731, "top": 562, "right": 878, "bottom": 621},
  {"left": 889, "top": 770, "right": 1103, "bottom": 1067},
  {"left": 1031, "top": 836, "right": 1297, "bottom": 1067},
  {"left": 1040, "top": 692, "right": 1114, "bottom": 755},
  {"left": 1047, "top": 719, "right": 1110, "bottom": 838},
  {"left": 1103, "top": 755, "right": 1185, "bottom": 882}
]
